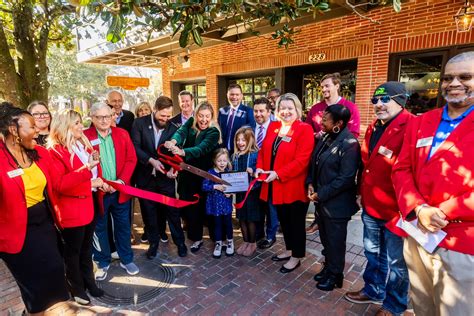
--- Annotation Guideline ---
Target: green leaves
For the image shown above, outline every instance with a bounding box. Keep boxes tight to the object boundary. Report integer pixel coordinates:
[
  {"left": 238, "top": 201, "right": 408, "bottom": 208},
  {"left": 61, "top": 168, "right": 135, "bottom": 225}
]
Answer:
[{"left": 106, "top": 15, "right": 123, "bottom": 43}]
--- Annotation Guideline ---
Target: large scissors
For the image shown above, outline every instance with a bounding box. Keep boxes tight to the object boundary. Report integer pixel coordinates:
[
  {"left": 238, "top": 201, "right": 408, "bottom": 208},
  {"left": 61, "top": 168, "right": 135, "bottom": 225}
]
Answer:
[{"left": 157, "top": 145, "right": 231, "bottom": 186}]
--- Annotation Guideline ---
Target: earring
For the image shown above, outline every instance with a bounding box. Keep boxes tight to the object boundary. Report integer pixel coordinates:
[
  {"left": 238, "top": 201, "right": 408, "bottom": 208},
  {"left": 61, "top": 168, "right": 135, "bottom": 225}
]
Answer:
[
  {"left": 332, "top": 126, "right": 340, "bottom": 133},
  {"left": 15, "top": 136, "right": 21, "bottom": 144}
]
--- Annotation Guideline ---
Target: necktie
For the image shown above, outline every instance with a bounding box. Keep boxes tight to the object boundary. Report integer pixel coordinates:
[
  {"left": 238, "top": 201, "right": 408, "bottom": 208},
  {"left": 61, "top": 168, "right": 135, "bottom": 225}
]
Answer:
[
  {"left": 226, "top": 108, "right": 236, "bottom": 149},
  {"left": 257, "top": 125, "right": 264, "bottom": 148}
]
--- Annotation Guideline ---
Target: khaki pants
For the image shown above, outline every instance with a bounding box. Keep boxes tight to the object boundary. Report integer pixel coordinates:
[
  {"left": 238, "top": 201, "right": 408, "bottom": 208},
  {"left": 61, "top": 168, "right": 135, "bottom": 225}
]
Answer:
[{"left": 403, "top": 236, "right": 474, "bottom": 316}]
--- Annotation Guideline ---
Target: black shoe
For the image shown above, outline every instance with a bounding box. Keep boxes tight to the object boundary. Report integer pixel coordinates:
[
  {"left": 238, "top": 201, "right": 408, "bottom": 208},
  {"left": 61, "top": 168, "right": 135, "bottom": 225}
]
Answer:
[
  {"left": 316, "top": 273, "right": 344, "bottom": 291},
  {"left": 160, "top": 233, "right": 169, "bottom": 243},
  {"left": 258, "top": 239, "right": 275, "bottom": 249},
  {"left": 146, "top": 243, "right": 159, "bottom": 259},
  {"left": 313, "top": 265, "right": 328, "bottom": 282},
  {"left": 190, "top": 240, "right": 204, "bottom": 253},
  {"left": 178, "top": 244, "right": 188, "bottom": 257},
  {"left": 279, "top": 261, "right": 301, "bottom": 274},
  {"left": 271, "top": 254, "right": 291, "bottom": 262},
  {"left": 140, "top": 232, "right": 148, "bottom": 243},
  {"left": 86, "top": 284, "right": 104, "bottom": 298}
]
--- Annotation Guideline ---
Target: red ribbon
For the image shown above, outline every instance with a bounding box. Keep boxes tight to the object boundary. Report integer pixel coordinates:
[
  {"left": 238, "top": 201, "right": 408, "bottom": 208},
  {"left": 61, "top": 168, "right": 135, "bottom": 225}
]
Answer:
[
  {"left": 106, "top": 181, "right": 199, "bottom": 208},
  {"left": 234, "top": 173, "right": 268, "bottom": 209}
]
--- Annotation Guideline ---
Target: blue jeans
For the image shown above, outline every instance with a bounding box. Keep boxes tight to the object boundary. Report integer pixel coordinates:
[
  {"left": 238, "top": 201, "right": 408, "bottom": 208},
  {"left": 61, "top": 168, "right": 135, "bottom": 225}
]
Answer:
[
  {"left": 361, "top": 210, "right": 409, "bottom": 315},
  {"left": 265, "top": 197, "right": 279, "bottom": 241},
  {"left": 93, "top": 192, "right": 133, "bottom": 268}
]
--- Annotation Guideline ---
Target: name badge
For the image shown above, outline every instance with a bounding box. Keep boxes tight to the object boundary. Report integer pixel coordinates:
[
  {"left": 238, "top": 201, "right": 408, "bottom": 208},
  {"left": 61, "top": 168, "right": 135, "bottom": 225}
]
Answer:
[
  {"left": 7, "top": 169, "right": 24, "bottom": 178},
  {"left": 378, "top": 146, "right": 393, "bottom": 159},
  {"left": 90, "top": 138, "right": 101, "bottom": 146},
  {"left": 282, "top": 136, "right": 292, "bottom": 142},
  {"left": 416, "top": 137, "right": 433, "bottom": 148}
]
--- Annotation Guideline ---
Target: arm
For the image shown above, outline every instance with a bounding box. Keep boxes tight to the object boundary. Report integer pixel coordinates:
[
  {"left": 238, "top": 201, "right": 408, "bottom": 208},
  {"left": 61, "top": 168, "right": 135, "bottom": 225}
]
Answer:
[
  {"left": 49, "top": 149, "right": 93, "bottom": 194},
  {"left": 202, "top": 175, "right": 215, "bottom": 192},
  {"left": 317, "top": 138, "right": 361, "bottom": 202},
  {"left": 438, "top": 191, "right": 474, "bottom": 221},
  {"left": 117, "top": 132, "right": 138, "bottom": 185},
  {"left": 171, "top": 118, "right": 193, "bottom": 147},
  {"left": 275, "top": 124, "right": 315, "bottom": 182},
  {"left": 182, "top": 127, "right": 220, "bottom": 161}
]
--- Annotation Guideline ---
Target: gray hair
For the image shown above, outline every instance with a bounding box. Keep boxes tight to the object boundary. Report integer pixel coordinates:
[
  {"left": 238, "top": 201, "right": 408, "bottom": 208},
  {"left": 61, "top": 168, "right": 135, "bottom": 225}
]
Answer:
[
  {"left": 106, "top": 89, "right": 123, "bottom": 100},
  {"left": 90, "top": 102, "right": 112, "bottom": 117},
  {"left": 447, "top": 51, "right": 474, "bottom": 65}
]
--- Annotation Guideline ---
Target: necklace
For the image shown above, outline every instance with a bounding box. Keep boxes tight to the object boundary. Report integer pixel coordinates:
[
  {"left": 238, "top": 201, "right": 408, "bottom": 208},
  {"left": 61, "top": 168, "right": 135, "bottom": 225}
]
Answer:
[{"left": 5, "top": 143, "right": 31, "bottom": 169}]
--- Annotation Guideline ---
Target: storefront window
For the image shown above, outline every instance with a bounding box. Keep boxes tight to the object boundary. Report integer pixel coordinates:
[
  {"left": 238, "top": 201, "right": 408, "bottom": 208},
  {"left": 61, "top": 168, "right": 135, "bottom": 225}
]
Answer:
[
  {"left": 232, "top": 76, "right": 276, "bottom": 106},
  {"left": 183, "top": 83, "right": 206, "bottom": 106}
]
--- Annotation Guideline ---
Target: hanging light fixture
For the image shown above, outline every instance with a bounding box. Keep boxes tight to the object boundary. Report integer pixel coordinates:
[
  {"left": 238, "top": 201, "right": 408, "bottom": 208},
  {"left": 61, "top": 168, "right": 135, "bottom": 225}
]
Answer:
[{"left": 454, "top": 0, "right": 474, "bottom": 32}]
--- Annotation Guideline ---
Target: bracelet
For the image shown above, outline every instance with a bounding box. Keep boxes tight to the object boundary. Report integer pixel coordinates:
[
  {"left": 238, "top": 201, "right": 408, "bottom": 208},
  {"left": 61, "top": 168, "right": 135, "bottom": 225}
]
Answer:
[{"left": 415, "top": 203, "right": 429, "bottom": 217}]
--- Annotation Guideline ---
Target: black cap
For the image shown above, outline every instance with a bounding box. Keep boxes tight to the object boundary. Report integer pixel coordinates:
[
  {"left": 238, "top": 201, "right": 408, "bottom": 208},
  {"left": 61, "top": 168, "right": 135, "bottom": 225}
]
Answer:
[{"left": 373, "top": 81, "right": 408, "bottom": 107}]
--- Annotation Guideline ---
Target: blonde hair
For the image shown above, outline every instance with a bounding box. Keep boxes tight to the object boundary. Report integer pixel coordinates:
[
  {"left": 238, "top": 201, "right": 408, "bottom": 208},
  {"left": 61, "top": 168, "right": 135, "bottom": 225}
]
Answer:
[
  {"left": 135, "top": 101, "right": 152, "bottom": 117},
  {"left": 212, "top": 148, "right": 232, "bottom": 171},
  {"left": 192, "top": 101, "right": 222, "bottom": 143},
  {"left": 47, "top": 109, "right": 93, "bottom": 166},
  {"left": 275, "top": 93, "right": 303, "bottom": 120},
  {"left": 233, "top": 126, "right": 258, "bottom": 156}
]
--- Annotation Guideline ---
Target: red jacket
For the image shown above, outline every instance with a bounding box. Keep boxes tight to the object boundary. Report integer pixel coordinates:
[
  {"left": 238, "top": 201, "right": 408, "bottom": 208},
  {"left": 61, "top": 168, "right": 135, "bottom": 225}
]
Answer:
[
  {"left": 257, "top": 120, "right": 314, "bottom": 205},
  {"left": 0, "top": 143, "right": 61, "bottom": 254},
  {"left": 361, "top": 110, "right": 413, "bottom": 234},
  {"left": 83, "top": 126, "right": 137, "bottom": 208},
  {"left": 48, "top": 145, "right": 94, "bottom": 228},
  {"left": 393, "top": 107, "right": 474, "bottom": 255}
]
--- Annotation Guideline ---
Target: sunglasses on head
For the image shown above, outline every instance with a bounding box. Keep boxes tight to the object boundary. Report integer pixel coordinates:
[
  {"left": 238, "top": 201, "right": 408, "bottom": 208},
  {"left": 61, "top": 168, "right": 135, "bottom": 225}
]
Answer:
[
  {"left": 371, "top": 94, "right": 403, "bottom": 105},
  {"left": 441, "top": 73, "right": 473, "bottom": 83}
]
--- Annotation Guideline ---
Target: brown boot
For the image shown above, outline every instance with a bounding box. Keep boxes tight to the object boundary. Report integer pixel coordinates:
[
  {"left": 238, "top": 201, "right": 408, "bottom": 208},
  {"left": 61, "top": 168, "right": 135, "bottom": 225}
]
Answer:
[{"left": 236, "top": 242, "right": 249, "bottom": 255}]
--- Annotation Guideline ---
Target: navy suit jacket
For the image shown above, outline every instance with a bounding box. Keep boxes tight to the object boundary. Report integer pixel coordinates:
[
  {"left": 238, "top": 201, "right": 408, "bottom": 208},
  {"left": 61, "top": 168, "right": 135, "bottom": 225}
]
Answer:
[
  {"left": 117, "top": 109, "right": 135, "bottom": 135},
  {"left": 218, "top": 104, "right": 255, "bottom": 153}
]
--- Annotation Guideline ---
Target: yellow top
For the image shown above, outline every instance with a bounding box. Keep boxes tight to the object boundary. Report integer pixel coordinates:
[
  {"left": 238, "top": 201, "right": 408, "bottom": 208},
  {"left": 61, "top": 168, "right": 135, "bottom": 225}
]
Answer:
[{"left": 21, "top": 162, "right": 46, "bottom": 208}]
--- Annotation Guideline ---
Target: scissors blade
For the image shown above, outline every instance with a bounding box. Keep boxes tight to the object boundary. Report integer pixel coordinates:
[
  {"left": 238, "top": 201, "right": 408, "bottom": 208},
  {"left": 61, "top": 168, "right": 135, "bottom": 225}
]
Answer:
[{"left": 179, "top": 163, "right": 232, "bottom": 186}]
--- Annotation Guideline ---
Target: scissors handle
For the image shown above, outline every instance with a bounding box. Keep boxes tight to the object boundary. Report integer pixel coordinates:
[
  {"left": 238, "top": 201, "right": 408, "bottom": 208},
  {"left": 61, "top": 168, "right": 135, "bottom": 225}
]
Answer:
[{"left": 157, "top": 144, "right": 183, "bottom": 171}]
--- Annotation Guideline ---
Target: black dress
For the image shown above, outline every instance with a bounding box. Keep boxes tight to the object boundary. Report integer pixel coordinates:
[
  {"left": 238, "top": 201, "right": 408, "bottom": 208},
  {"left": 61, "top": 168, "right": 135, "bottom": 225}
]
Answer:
[
  {"left": 233, "top": 152, "right": 262, "bottom": 222},
  {"left": 0, "top": 201, "right": 69, "bottom": 313}
]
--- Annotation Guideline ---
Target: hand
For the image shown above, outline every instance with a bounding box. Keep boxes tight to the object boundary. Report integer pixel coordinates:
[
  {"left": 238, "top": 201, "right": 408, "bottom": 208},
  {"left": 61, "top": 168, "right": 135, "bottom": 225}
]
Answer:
[
  {"left": 309, "top": 192, "right": 318, "bottom": 202},
  {"left": 356, "top": 195, "right": 362, "bottom": 208},
  {"left": 246, "top": 167, "right": 254, "bottom": 175},
  {"left": 91, "top": 178, "right": 104, "bottom": 189},
  {"left": 225, "top": 193, "right": 232, "bottom": 198},
  {"left": 214, "top": 184, "right": 226, "bottom": 192},
  {"left": 171, "top": 146, "right": 185, "bottom": 156},
  {"left": 87, "top": 151, "right": 100, "bottom": 169},
  {"left": 164, "top": 140, "right": 176, "bottom": 149},
  {"left": 166, "top": 167, "right": 178, "bottom": 179},
  {"left": 264, "top": 171, "right": 279, "bottom": 183},
  {"left": 307, "top": 184, "right": 314, "bottom": 198},
  {"left": 416, "top": 205, "right": 448, "bottom": 233},
  {"left": 255, "top": 168, "right": 264, "bottom": 178},
  {"left": 149, "top": 158, "right": 166, "bottom": 174},
  {"left": 100, "top": 182, "right": 116, "bottom": 193}
]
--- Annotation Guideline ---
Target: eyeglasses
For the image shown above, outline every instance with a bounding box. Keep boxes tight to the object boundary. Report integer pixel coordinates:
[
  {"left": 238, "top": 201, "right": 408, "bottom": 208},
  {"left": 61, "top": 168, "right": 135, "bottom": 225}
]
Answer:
[
  {"left": 371, "top": 94, "right": 403, "bottom": 105},
  {"left": 93, "top": 115, "right": 112, "bottom": 121},
  {"left": 441, "top": 73, "right": 473, "bottom": 83},
  {"left": 31, "top": 112, "right": 50, "bottom": 118}
]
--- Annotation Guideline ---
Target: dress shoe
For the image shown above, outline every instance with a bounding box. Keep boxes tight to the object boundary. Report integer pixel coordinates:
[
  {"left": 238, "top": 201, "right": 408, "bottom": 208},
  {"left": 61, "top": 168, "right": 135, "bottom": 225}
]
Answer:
[
  {"left": 316, "top": 273, "right": 344, "bottom": 291},
  {"left": 258, "top": 239, "right": 275, "bottom": 249},
  {"left": 313, "top": 265, "right": 328, "bottom": 281},
  {"left": 279, "top": 261, "right": 301, "bottom": 274},
  {"left": 190, "top": 240, "right": 203, "bottom": 253},
  {"left": 305, "top": 223, "right": 319, "bottom": 235},
  {"left": 73, "top": 291, "right": 91, "bottom": 305},
  {"left": 146, "top": 243, "right": 158, "bottom": 259},
  {"left": 271, "top": 254, "right": 291, "bottom": 262},
  {"left": 178, "top": 244, "right": 188, "bottom": 257},
  {"left": 344, "top": 290, "right": 383, "bottom": 305},
  {"left": 375, "top": 307, "right": 394, "bottom": 316}
]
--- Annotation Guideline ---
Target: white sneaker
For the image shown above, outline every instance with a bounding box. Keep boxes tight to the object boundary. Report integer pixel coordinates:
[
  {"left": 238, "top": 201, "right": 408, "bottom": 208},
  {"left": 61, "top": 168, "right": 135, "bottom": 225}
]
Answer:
[
  {"left": 226, "top": 239, "right": 235, "bottom": 256},
  {"left": 95, "top": 265, "right": 110, "bottom": 281},
  {"left": 213, "top": 241, "right": 222, "bottom": 258},
  {"left": 111, "top": 251, "right": 119, "bottom": 260},
  {"left": 120, "top": 262, "right": 139, "bottom": 275}
]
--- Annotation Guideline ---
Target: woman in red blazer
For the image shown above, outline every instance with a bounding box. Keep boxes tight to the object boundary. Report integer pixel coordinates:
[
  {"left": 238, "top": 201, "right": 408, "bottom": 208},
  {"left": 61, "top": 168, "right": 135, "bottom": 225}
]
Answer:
[
  {"left": 0, "top": 103, "right": 69, "bottom": 314},
  {"left": 48, "top": 110, "right": 104, "bottom": 305},
  {"left": 256, "top": 93, "right": 314, "bottom": 273}
]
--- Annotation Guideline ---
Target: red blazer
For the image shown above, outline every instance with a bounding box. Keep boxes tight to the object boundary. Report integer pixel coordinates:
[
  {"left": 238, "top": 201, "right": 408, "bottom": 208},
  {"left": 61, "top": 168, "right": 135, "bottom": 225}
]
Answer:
[
  {"left": 48, "top": 145, "right": 94, "bottom": 228},
  {"left": 83, "top": 126, "right": 137, "bottom": 207},
  {"left": 393, "top": 108, "right": 474, "bottom": 255},
  {"left": 0, "top": 143, "right": 61, "bottom": 254},
  {"left": 257, "top": 120, "right": 314, "bottom": 205},
  {"left": 360, "top": 110, "right": 413, "bottom": 234}
]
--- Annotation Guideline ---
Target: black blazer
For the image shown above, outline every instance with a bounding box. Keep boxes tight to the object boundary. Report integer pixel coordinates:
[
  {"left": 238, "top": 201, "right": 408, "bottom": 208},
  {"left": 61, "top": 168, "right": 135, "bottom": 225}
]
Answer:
[
  {"left": 131, "top": 114, "right": 179, "bottom": 193},
  {"left": 307, "top": 127, "right": 361, "bottom": 218},
  {"left": 169, "top": 113, "right": 184, "bottom": 129},
  {"left": 117, "top": 109, "right": 135, "bottom": 135}
]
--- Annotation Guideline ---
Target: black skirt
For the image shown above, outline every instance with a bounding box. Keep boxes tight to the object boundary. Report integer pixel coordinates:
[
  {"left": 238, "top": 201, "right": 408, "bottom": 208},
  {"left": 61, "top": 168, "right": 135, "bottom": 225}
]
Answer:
[
  {"left": 0, "top": 201, "right": 69, "bottom": 313},
  {"left": 236, "top": 189, "right": 263, "bottom": 222}
]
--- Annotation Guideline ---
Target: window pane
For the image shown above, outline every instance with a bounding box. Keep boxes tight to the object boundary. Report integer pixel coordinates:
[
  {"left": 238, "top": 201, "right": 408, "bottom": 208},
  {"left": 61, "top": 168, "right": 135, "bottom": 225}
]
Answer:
[
  {"left": 399, "top": 55, "right": 443, "bottom": 114},
  {"left": 197, "top": 84, "right": 206, "bottom": 97}
]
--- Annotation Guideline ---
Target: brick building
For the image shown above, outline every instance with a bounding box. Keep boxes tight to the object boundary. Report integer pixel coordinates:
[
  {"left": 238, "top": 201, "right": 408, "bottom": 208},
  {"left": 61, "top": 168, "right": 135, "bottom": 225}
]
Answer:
[{"left": 78, "top": 0, "right": 474, "bottom": 135}]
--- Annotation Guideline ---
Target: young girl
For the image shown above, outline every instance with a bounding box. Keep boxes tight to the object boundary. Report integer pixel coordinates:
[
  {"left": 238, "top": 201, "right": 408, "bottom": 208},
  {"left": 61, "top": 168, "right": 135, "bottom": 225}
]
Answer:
[
  {"left": 232, "top": 127, "right": 262, "bottom": 257},
  {"left": 202, "top": 148, "right": 234, "bottom": 258}
]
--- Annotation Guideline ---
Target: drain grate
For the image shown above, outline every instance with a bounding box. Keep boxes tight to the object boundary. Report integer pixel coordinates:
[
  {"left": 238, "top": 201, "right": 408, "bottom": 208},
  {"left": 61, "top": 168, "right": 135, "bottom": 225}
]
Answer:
[{"left": 95, "top": 256, "right": 175, "bottom": 306}]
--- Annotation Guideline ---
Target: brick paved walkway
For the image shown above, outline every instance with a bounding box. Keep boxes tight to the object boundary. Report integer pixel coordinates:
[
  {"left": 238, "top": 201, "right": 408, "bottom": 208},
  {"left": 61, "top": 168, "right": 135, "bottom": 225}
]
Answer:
[{"left": 0, "top": 211, "right": 414, "bottom": 315}]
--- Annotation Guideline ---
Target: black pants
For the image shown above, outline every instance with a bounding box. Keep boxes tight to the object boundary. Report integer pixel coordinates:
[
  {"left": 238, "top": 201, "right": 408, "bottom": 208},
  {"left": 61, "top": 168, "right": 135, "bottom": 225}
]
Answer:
[
  {"left": 276, "top": 201, "right": 308, "bottom": 258},
  {"left": 182, "top": 196, "right": 206, "bottom": 242},
  {"left": 318, "top": 215, "right": 350, "bottom": 275},
  {"left": 61, "top": 219, "right": 96, "bottom": 296},
  {"left": 139, "top": 182, "right": 185, "bottom": 246}
]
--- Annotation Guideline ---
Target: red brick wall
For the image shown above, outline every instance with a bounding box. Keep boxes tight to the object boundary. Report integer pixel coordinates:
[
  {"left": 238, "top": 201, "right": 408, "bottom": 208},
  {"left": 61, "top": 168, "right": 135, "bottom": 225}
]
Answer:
[{"left": 162, "top": 0, "right": 474, "bottom": 136}]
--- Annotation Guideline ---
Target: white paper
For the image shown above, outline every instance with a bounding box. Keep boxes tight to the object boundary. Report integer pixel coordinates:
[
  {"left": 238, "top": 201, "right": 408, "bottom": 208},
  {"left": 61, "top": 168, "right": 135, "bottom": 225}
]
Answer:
[
  {"left": 221, "top": 172, "right": 249, "bottom": 193},
  {"left": 396, "top": 217, "right": 447, "bottom": 253}
]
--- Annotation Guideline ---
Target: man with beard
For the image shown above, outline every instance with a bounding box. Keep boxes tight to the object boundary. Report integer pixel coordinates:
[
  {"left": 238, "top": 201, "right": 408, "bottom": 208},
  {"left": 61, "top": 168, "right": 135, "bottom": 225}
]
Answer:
[
  {"left": 345, "top": 82, "right": 413, "bottom": 316},
  {"left": 393, "top": 51, "right": 474, "bottom": 315},
  {"left": 131, "top": 96, "right": 187, "bottom": 258}
]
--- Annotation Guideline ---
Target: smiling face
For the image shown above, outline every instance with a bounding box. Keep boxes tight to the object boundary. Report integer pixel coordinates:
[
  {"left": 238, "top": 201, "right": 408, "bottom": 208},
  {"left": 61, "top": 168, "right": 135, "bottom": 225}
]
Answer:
[
  {"left": 71, "top": 117, "right": 84, "bottom": 140},
  {"left": 236, "top": 133, "right": 247, "bottom": 152},
  {"left": 277, "top": 100, "right": 298, "bottom": 125},
  {"left": 441, "top": 60, "right": 474, "bottom": 108},
  {"left": 154, "top": 107, "right": 173, "bottom": 129},
  {"left": 227, "top": 87, "right": 243, "bottom": 107},
  {"left": 372, "top": 96, "right": 402, "bottom": 123},
  {"left": 107, "top": 91, "right": 124, "bottom": 114},
  {"left": 91, "top": 107, "right": 113, "bottom": 133},
  {"left": 137, "top": 105, "right": 152, "bottom": 118},
  {"left": 321, "top": 78, "right": 340, "bottom": 101},
  {"left": 179, "top": 94, "right": 194, "bottom": 116},
  {"left": 214, "top": 153, "right": 229, "bottom": 172},
  {"left": 14, "top": 115, "right": 38, "bottom": 150},
  {"left": 253, "top": 103, "right": 271, "bottom": 125},
  {"left": 321, "top": 111, "right": 336, "bottom": 133},
  {"left": 30, "top": 104, "right": 51, "bottom": 132},
  {"left": 196, "top": 108, "right": 212, "bottom": 130}
]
